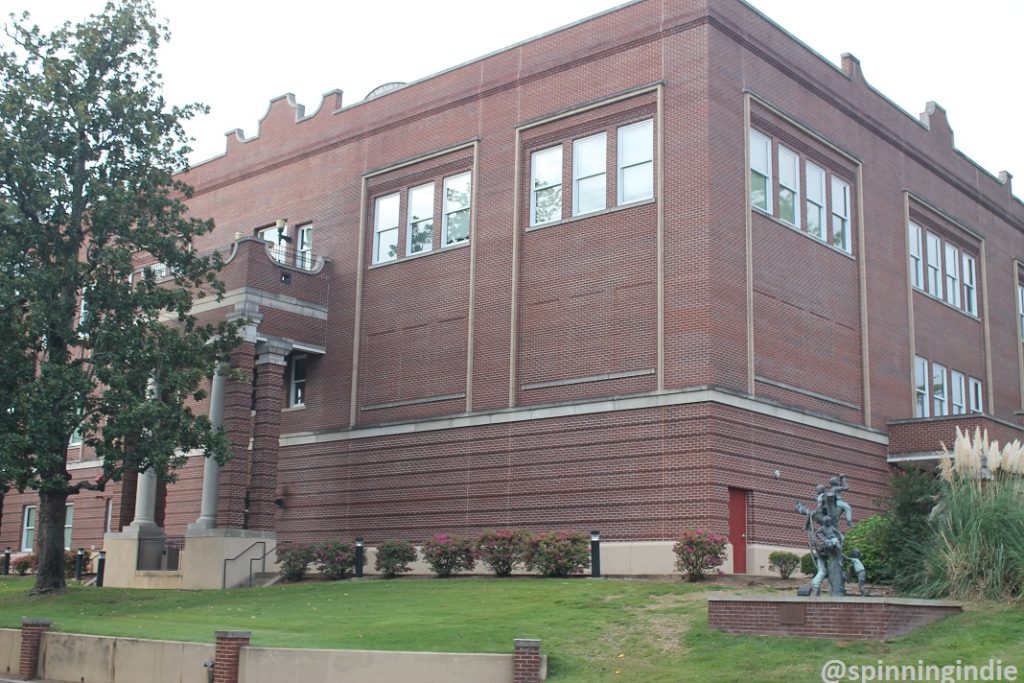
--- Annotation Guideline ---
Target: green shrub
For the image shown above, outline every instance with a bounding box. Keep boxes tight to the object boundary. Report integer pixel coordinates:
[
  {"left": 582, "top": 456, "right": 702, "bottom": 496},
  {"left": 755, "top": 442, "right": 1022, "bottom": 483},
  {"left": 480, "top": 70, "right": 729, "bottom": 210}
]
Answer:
[
  {"left": 768, "top": 551, "right": 800, "bottom": 579},
  {"left": 885, "top": 466, "right": 940, "bottom": 591},
  {"left": 421, "top": 535, "right": 475, "bottom": 578},
  {"left": 843, "top": 514, "right": 892, "bottom": 583},
  {"left": 524, "top": 531, "right": 590, "bottom": 577},
  {"left": 800, "top": 553, "right": 817, "bottom": 577},
  {"left": 276, "top": 543, "right": 314, "bottom": 581},
  {"left": 311, "top": 541, "right": 362, "bottom": 580},
  {"left": 374, "top": 540, "right": 417, "bottom": 579},
  {"left": 475, "top": 529, "right": 531, "bottom": 577},
  {"left": 13, "top": 557, "right": 32, "bottom": 576},
  {"left": 672, "top": 529, "right": 727, "bottom": 581}
]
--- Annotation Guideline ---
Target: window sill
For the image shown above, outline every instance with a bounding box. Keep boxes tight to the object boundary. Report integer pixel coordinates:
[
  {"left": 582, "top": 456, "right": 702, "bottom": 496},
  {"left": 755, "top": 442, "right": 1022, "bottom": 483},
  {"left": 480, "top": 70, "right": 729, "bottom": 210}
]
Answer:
[
  {"left": 526, "top": 197, "right": 655, "bottom": 233},
  {"left": 368, "top": 238, "right": 469, "bottom": 269},
  {"left": 911, "top": 286, "right": 981, "bottom": 322},
  {"left": 752, "top": 207, "right": 855, "bottom": 260},
  {"left": 282, "top": 404, "right": 306, "bottom": 413}
]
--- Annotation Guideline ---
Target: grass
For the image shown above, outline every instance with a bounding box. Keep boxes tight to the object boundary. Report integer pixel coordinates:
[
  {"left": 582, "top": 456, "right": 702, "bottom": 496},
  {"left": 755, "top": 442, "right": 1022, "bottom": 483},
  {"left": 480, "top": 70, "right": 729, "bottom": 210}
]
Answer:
[{"left": 1, "top": 576, "right": 1021, "bottom": 682}]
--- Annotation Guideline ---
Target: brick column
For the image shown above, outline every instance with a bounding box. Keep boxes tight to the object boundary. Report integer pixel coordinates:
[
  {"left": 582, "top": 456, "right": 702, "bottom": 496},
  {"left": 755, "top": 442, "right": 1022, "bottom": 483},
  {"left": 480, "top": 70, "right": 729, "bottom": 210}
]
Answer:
[
  {"left": 19, "top": 619, "right": 51, "bottom": 680},
  {"left": 513, "top": 639, "right": 542, "bottom": 683},
  {"left": 248, "top": 340, "right": 289, "bottom": 531},
  {"left": 217, "top": 339, "right": 255, "bottom": 529},
  {"left": 213, "top": 630, "right": 250, "bottom": 683}
]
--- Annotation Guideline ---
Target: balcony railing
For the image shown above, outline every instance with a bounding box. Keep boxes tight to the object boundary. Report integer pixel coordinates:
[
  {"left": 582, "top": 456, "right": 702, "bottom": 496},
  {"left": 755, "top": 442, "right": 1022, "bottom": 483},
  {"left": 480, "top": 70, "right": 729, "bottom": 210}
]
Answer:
[{"left": 136, "top": 536, "right": 184, "bottom": 571}]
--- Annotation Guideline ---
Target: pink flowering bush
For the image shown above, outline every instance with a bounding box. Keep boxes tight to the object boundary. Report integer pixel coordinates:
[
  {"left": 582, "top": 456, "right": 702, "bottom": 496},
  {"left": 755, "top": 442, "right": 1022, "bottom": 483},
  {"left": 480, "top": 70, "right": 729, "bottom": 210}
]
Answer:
[
  {"left": 422, "top": 534, "right": 476, "bottom": 577},
  {"left": 475, "top": 529, "right": 532, "bottom": 577},
  {"left": 673, "top": 528, "right": 728, "bottom": 581},
  {"left": 524, "top": 531, "right": 590, "bottom": 577},
  {"left": 312, "top": 540, "right": 362, "bottom": 580}
]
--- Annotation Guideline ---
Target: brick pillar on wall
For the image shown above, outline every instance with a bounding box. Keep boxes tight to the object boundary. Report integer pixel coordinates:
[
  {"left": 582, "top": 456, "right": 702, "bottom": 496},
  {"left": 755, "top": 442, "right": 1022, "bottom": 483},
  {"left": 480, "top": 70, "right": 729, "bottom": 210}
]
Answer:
[
  {"left": 248, "top": 341, "right": 289, "bottom": 531},
  {"left": 217, "top": 339, "right": 255, "bottom": 529},
  {"left": 19, "top": 619, "right": 51, "bottom": 680},
  {"left": 213, "top": 630, "right": 250, "bottom": 683},
  {"left": 513, "top": 639, "right": 542, "bottom": 683}
]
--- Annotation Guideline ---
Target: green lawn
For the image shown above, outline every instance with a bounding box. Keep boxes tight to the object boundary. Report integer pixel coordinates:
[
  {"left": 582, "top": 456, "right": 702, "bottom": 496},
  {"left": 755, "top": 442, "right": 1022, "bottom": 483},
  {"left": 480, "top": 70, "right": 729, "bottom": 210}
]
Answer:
[{"left": 0, "top": 576, "right": 1021, "bottom": 682}]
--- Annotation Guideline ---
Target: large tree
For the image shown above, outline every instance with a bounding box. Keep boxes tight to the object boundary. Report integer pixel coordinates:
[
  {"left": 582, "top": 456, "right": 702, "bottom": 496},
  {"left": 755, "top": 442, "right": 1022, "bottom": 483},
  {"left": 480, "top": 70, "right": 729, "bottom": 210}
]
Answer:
[{"left": 0, "top": 1, "right": 238, "bottom": 593}]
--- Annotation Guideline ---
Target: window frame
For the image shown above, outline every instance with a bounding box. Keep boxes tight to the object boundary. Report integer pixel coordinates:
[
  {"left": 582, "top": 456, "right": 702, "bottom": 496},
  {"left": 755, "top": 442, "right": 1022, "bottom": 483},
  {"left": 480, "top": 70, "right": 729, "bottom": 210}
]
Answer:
[
  {"left": 257, "top": 224, "right": 289, "bottom": 264},
  {"left": 925, "top": 231, "right": 942, "bottom": 296},
  {"left": 288, "top": 354, "right": 307, "bottom": 408},
  {"left": 530, "top": 146, "right": 563, "bottom": 227},
  {"left": 914, "top": 355, "right": 930, "bottom": 418},
  {"left": 572, "top": 132, "right": 607, "bottom": 216},
  {"left": 777, "top": 145, "right": 800, "bottom": 228},
  {"left": 372, "top": 192, "right": 400, "bottom": 264},
  {"left": 616, "top": 119, "right": 654, "bottom": 206},
  {"left": 104, "top": 498, "right": 114, "bottom": 534},
  {"left": 908, "top": 221, "right": 924, "bottom": 289},
  {"left": 968, "top": 377, "right": 983, "bottom": 414},
  {"left": 961, "top": 253, "right": 977, "bottom": 315},
  {"left": 1018, "top": 284, "right": 1024, "bottom": 338},
  {"left": 749, "top": 129, "right": 773, "bottom": 214},
  {"left": 829, "top": 177, "right": 851, "bottom": 253},
  {"left": 406, "top": 182, "right": 435, "bottom": 255},
  {"left": 931, "top": 362, "right": 947, "bottom": 416},
  {"left": 441, "top": 172, "right": 472, "bottom": 246},
  {"left": 64, "top": 505, "right": 73, "bottom": 550},
  {"left": 805, "top": 162, "right": 826, "bottom": 241},
  {"left": 944, "top": 242, "right": 961, "bottom": 308},
  {"left": 950, "top": 370, "right": 966, "bottom": 415},
  {"left": 21, "top": 505, "right": 36, "bottom": 552},
  {"left": 295, "top": 223, "right": 313, "bottom": 270}
]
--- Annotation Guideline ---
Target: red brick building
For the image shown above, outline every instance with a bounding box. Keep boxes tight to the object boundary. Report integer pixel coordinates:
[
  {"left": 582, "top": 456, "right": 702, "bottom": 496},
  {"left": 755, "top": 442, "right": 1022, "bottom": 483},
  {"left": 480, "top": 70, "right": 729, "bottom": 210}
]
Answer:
[{"left": 3, "top": 0, "right": 1023, "bottom": 581}]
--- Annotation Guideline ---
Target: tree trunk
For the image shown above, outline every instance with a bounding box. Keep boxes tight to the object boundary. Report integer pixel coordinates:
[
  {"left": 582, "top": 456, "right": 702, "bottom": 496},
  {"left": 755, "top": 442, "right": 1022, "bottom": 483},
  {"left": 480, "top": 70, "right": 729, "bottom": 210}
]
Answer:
[{"left": 33, "top": 490, "right": 68, "bottom": 594}]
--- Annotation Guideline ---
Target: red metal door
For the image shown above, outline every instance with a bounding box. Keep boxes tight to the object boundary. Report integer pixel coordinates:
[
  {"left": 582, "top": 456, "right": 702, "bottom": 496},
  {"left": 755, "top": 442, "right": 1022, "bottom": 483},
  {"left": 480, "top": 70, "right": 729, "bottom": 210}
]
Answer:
[{"left": 728, "top": 488, "right": 748, "bottom": 574}]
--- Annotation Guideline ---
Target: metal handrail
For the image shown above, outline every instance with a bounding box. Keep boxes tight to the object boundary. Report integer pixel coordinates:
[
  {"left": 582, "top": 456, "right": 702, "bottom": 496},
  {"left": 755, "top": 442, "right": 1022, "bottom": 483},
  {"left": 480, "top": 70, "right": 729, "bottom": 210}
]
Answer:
[
  {"left": 222, "top": 541, "right": 266, "bottom": 590},
  {"left": 247, "top": 540, "right": 287, "bottom": 588}
]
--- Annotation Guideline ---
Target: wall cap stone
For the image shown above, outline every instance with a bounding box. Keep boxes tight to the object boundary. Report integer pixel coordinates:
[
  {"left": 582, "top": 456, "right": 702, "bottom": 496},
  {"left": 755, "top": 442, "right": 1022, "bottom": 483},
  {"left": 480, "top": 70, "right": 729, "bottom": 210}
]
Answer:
[{"left": 705, "top": 594, "right": 963, "bottom": 608}]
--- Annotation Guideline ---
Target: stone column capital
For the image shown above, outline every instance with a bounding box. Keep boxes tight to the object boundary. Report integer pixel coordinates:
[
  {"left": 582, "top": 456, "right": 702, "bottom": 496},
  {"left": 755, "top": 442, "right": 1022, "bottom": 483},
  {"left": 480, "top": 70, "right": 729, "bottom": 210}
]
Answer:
[{"left": 255, "top": 339, "right": 292, "bottom": 366}]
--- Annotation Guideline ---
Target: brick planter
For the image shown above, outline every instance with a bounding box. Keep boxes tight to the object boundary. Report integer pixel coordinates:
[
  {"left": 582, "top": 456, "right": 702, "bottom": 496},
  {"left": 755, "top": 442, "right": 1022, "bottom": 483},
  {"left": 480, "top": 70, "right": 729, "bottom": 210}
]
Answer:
[{"left": 707, "top": 594, "right": 962, "bottom": 640}]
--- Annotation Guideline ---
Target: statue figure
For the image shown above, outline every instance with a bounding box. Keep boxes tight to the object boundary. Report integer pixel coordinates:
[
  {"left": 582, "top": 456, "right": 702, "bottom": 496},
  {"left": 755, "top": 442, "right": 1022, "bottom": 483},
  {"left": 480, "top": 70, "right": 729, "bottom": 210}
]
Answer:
[
  {"left": 795, "top": 474, "right": 856, "bottom": 597},
  {"left": 845, "top": 548, "right": 867, "bottom": 596}
]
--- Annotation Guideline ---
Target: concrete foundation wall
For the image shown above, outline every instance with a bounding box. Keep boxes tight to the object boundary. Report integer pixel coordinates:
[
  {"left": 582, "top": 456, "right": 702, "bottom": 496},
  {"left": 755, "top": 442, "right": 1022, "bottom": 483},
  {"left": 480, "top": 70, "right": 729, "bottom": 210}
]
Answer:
[
  {"left": 0, "top": 628, "right": 20, "bottom": 678},
  {"left": 37, "top": 632, "right": 214, "bottom": 683},
  {"left": 239, "top": 646, "right": 531, "bottom": 683}
]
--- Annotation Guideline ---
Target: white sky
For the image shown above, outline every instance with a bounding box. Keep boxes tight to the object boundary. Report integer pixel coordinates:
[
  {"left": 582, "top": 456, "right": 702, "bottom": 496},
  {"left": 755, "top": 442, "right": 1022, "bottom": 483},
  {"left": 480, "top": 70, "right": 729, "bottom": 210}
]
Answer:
[{"left": 3, "top": 0, "right": 1022, "bottom": 190}]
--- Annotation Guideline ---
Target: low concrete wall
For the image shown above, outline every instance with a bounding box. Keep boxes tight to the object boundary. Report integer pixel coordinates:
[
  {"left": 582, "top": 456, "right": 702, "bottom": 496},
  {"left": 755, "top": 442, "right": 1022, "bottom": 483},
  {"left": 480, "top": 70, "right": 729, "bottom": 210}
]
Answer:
[
  {"left": 37, "top": 632, "right": 213, "bottom": 683},
  {"left": 239, "top": 646, "right": 530, "bottom": 683},
  {"left": 0, "top": 628, "right": 20, "bottom": 677}
]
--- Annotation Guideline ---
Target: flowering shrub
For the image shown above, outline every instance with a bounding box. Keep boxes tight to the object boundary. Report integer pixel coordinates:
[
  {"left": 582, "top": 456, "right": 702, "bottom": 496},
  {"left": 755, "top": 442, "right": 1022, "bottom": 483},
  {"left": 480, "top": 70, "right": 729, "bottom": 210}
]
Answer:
[
  {"left": 672, "top": 528, "right": 728, "bottom": 581},
  {"left": 475, "top": 529, "right": 532, "bottom": 577},
  {"left": 276, "top": 543, "right": 314, "bottom": 581},
  {"left": 374, "top": 540, "right": 418, "bottom": 578},
  {"left": 312, "top": 540, "right": 362, "bottom": 580},
  {"left": 524, "top": 531, "right": 590, "bottom": 577},
  {"left": 421, "top": 534, "right": 475, "bottom": 577}
]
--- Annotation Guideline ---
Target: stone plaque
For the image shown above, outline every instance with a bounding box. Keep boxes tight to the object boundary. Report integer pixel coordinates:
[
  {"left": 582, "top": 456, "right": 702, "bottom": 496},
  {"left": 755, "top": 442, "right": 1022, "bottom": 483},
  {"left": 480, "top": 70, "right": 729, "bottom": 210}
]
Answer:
[{"left": 778, "top": 603, "right": 807, "bottom": 625}]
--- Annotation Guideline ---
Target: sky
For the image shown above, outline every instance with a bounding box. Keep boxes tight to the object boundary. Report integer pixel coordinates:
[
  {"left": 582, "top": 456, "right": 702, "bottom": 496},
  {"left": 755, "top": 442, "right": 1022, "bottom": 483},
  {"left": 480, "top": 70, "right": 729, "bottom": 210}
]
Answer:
[{"left": 3, "top": 0, "right": 1022, "bottom": 190}]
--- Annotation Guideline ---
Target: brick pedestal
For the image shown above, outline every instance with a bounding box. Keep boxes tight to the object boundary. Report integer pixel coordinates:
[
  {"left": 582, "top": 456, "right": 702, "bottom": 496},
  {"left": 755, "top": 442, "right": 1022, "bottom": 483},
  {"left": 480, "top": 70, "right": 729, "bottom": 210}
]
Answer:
[
  {"left": 513, "top": 639, "right": 542, "bottom": 683},
  {"left": 19, "top": 619, "right": 51, "bottom": 679},
  {"left": 214, "top": 630, "right": 251, "bottom": 683}
]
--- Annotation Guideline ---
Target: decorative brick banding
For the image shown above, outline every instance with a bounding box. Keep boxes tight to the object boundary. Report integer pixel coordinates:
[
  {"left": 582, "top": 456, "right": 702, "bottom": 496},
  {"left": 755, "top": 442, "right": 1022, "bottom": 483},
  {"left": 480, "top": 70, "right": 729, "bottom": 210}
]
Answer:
[{"left": 707, "top": 595, "right": 962, "bottom": 640}]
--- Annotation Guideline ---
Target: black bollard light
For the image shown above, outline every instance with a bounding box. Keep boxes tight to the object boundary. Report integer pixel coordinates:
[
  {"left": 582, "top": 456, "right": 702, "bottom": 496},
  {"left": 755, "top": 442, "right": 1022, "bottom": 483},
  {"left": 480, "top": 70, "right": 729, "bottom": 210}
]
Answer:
[
  {"left": 2, "top": 547, "right": 9, "bottom": 576},
  {"left": 354, "top": 537, "right": 364, "bottom": 578},
  {"left": 95, "top": 550, "right": 106, "bottom": 587},
  {"left": 75, "top": 548, "right": 84, "bottom": 581},
  {"left": 590, "top": 531, "right": 601, "bottom": 578}
]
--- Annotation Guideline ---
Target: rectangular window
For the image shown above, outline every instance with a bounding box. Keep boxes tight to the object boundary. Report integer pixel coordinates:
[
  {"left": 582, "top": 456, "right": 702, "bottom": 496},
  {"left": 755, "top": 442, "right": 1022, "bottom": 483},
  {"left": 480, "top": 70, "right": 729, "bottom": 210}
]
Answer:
[
  {"left": 295, "top": 224, "right": 313, "bottom": 270},
  {"left": 258, "top": 224, "right": 289, "bottom": 264},
  {"left": 961, "top": 253, "right": 976, "bottom": 315},
  {"left": 777, "top": 146, "right": 800, "bottom": 227},
  {"left": 573, "top": 133, "right": 607, "bottom": 216},
  {"left": 288, "top": 354, "right": 307, "bottom": 408},
  {"left": 914, "top": 356, "right": 929, "bottom": 418},
  {"left": 932, "top": 362, "right": 947, "bottom": 416},
  {"left": 64, "top": 505, "right": 73, "bottom": 550},
  {"left": 908, "top": 221, "right": 924, "bottom": 289},
  {"left": 104, "top": 498, "right": 114, "bottom": 534},
  {"left": 969, "top": 377, "right": 983, "bottom": 413},
  {"left": 944, "top": 243, "right": 961, "bottom": 308},
  {"left": 925, "top": 232, "right": 942, "bottom": 296},
  {"left": 950, "top": 370, "right": 966, "bottom": 415},
  {"left": 373, "top": 193, "right": 400, "bottom": 264},
  {"left": 531, "top": 146, "right": 562, "bottom": 226},
  {"left": 68, "top": 424, "right": 83, "bottom": 448},
  {"left": 617, "top": 120, "right": 653, "bottom": 205},
  {"left": 805, "top": 162, "right": 826, "bottom": 240},
  {"left": 830, "top": 177, "right": 851, "bottom": 253},
  {"left": 749, "top": 129, "right": 772, "bottom": 213},
  {"left": 21, "top": 505, "right": 36, "bottom": 552},
  {"left": 442, "top": 172, "right": 471, "bottom": 245},
  {"left": 1018, "top": 284, "right": 1024, "bottom": 338},
  {"left": 407, "top": 183, "right": 435, "bottom": 255}
]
